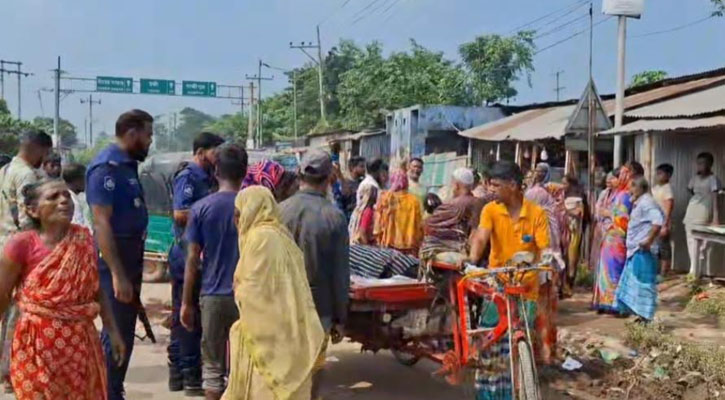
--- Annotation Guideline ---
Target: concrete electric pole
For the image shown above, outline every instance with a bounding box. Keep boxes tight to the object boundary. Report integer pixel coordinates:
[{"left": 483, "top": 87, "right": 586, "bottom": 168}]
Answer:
[
  {"left": 80, "top": 94, "right": 101, "bottom": 147},
  {"left": 290, "top": 25, "right": 326, "bottom": 123},
  {"left": 53, "top": 57, "right": 62, "bottom": 149},
  {"left": 261, "top": 62, "right": 298, "bottom": 140},
  {"left": 245, "top": 61, "right": 273, "bottom": 149},
  {"left": 0, "top": 60, "right": 32, "bottom": 119},
  {"left": 247, "top": 82, "right": 255, "bottom": 149},
  {"left": 553, "top": 70, "right": 565, "bottom": 101}
]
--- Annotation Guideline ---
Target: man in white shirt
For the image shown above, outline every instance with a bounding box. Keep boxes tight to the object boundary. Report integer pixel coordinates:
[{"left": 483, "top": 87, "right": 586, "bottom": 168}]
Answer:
[
  {"left": 356, "top": 158, "right": 388, "bottom": 204},
  {"left": 652, "top": 163, "right": 674, "bottom": 275},
  {"left": 62, "top": 163, "right": 93, "bottom": 231}
]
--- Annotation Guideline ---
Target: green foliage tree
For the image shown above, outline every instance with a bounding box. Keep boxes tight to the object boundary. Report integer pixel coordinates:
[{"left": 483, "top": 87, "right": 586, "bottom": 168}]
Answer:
[
  {"left": 630, "top": 70, "right": 668, "bottom": 88},
  {"left": 204, "top": 112, "right": 249, "bottom": 142},
  {"left": 713, "top": 0, "right": 725, "bottom": 16},
  {"left": 337, "top": 40, "right": 470, "bottom": 127},
  {"left": 459, "top": 31, "right": 536, "bottom": 105},
  {"left": 32, "top": 117, "right": 78, "bottom": 147},
  {"left": 173, "top": 108, "right": 216, "bottom": 151},
  {"left": 0, "top": 99, "right": 32, "bottom": 154},
  {"left": 73, "top": 135, "right": 113, "bottom": 165}
]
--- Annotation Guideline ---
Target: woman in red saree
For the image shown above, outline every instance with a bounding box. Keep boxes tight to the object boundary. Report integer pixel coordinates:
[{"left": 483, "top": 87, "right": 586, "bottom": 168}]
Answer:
[{"left": 0, "top": 180, "right": 124, "bottom": 400}]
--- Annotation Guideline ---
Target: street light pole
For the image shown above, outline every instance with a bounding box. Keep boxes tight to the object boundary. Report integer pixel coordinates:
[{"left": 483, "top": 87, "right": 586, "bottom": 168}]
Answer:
[{"left": 613, "top": 16, "right": 627, "bottom": 168}]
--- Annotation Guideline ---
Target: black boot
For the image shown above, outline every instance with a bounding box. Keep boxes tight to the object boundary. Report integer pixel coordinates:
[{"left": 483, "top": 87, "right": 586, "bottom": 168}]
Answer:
[
  {"left": 168, "top": 363, "right": 183, "bottom": 392},
  {"left": 183, "top": 367, "right": 205, "bottom": 397}
]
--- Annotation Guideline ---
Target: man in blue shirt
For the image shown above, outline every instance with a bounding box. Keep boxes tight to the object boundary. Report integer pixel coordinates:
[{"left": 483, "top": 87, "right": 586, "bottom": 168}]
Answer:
[
  {"left": 167, "top": 132, "right": 225, "bottom": 395},
  {"left": 180, "top": 143, "right": 247, "bottom": 400},
  {"left": 86, "top": 109, "right": 153, "bottom": 400}
]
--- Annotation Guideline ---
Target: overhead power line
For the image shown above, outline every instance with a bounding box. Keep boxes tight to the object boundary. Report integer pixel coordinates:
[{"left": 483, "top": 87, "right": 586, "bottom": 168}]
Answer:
[
  {"left": 353, "top": 0, "right": 393, "bottom": 25},
  {"left": 534, "top": 12, "right": 590, "bottom": 39},
  {"left": 351, "top": 0, "right": 385, "bottom": 20},
  {"left": 318, "top": 0, "right": 354, "bottom": 26},
  {"left": 508, "top": 0, "right": 589, "bottom": 33},
  {"left": 535, "top": 16, "right": 613, "bottom": 55},
  {"left": 632, "top": 15, "right": 714, "bottom": 38}
]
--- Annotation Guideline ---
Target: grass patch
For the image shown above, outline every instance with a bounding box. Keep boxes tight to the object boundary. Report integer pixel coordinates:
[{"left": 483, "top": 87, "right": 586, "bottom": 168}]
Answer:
[
  {"left": 686, "top": 291, "right": 725, "bottom": 326},
  {"left": 626, "top": 322, "right": 725, "bottom": 387}
]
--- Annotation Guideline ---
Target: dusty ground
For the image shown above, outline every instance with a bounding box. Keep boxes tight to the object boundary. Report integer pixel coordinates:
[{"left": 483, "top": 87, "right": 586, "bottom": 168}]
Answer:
[{"left": 2, "top": 278, "right": 723, "bottom": 400}]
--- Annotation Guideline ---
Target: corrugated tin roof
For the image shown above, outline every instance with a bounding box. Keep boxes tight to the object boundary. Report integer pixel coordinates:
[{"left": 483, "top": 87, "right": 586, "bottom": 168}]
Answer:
[
  {"left": 624, "top": 83, "right": 725, "bottom": 118},
  {"left": 459, "top": 70, "right": 725, "bottom": 142},
  {"left": 600, "top": 116, "right": 725, "bottom": 136},
  {"left": 458, "top": 105, "right": 576, "bottom": 141}
]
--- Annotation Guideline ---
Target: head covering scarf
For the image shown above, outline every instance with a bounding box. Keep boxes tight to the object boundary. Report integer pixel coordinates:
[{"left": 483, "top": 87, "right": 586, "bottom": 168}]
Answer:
[
  {"left": 389, "top": 170, "right": 409, "bottom": 192},
  {"left": 226, "top": 186, "right": 325, "bottom": 400},
  {"left": 536, "top": 162, "right": 552, "bottom": 184},
  {"left": 241, "top": 160, "right": 285, "bottom": 192},
  {"left": 616, "top": 165, "right": 633, "bottom": 193},
  {"left": 349, "top": 183, "right": 377, "bottom": 244}
]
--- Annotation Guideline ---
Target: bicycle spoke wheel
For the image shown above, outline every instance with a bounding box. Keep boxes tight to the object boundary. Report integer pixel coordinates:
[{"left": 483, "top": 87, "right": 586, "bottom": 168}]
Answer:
[{"left": 516, "top": 340, "right": 540, "bottom": 400}]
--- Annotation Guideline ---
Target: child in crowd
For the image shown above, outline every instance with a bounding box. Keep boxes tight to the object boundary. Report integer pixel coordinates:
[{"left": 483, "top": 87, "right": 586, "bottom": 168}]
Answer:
[{"left": 652, "top": 163, "right": 674, "bottom": 276}]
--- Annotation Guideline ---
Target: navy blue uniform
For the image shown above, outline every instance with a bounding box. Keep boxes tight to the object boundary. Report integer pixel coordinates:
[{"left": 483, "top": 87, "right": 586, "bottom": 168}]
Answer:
[
  {"left": 86, "top": 144, "right": 148, "bottom": 400},
  {"left": 167, "top": 162, "right": 212, "bottom": 381}
]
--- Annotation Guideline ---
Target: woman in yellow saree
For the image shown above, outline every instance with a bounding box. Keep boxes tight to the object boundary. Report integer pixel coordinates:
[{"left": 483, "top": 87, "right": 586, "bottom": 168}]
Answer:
[{"left": 223, "top": 186, "right": 325, "bottom": 400}]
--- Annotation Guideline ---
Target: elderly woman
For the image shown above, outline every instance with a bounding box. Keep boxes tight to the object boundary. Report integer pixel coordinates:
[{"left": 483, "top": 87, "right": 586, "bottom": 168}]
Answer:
[
  {"left": 615, "top": 177, "right": 664, "bottom": 321},
  {"left": 524, "top": 162, "right": 562, "bottom": 364},
  {"left": 374, "top": 170, "right": 424, "bottom": 256},
  {"left": 593, "top": 166, "right": 634, "bottom": 314},
  {"left": 224, "top": 186, "right": 325, "bottom": 400},
  {"left": 0, "top": 180, "right": 124, "bottom": 399},
  {"left": 590, "top": 173, "right": 616, "bottom": 272}
]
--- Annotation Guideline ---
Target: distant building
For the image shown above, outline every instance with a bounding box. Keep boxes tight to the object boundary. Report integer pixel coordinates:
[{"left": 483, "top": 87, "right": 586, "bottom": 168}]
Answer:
[{"left": 386, "top": 105, "right": 505, "bottom": 168}]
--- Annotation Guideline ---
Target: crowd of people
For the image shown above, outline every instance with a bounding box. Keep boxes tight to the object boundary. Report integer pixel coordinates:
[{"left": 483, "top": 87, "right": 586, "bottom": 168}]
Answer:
[{"left": 0, "top": 107, "right": 721, "bottom": 400}]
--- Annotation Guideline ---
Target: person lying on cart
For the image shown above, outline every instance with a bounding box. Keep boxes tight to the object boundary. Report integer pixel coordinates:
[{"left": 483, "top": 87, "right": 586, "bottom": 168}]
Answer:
[{"left": 465, "top": 160, "right": 552, "bottom": 399}]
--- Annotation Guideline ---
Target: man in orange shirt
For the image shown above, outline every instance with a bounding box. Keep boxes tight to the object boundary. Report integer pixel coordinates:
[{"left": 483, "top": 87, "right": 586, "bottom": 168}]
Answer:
[
  {"left": 468, "top": 160, "right": 550, "bottom": 295},
  {"left": 466, "top": 161, "right": 554, "bottom": 397}
]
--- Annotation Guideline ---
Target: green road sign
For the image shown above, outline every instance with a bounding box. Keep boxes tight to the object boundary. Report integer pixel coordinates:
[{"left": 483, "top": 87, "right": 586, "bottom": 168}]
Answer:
[
  {"left": 97, "top": 76, "right": 133, "bottom": 93},
  {"left": 182, "top": 81, "right": 216, "bottom": 97},
  {"left": 140, "top": 79, "right": 176, "bottom": 95}
]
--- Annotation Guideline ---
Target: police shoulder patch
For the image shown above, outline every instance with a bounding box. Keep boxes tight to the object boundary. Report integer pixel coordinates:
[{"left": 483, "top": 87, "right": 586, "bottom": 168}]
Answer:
[
  {"left": 103, "top": 176, "right": 116, "bottom": 191},
  {"left": 183, "top": 184, "right": 194, "bottom": 198}
]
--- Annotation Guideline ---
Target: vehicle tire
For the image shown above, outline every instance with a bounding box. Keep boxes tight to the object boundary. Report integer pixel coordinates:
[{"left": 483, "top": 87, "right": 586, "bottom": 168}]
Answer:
[
  {"left": 516, "top": 340, "right": 540, "bottom": 400},
  {"left": 392, "top": 349, "right": 421, "bottom": 367}
]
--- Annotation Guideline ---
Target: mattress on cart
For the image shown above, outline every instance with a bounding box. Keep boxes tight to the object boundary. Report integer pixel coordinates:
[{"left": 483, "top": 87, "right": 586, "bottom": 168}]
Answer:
[{"left": 349, "top": 275, "right": 435, "bottom": 303}]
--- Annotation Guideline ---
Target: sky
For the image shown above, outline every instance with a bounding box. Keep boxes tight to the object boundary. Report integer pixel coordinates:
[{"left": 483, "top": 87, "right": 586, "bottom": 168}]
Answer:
[{"left": 1, "top": 0, "right": 724, "bottom": 146}]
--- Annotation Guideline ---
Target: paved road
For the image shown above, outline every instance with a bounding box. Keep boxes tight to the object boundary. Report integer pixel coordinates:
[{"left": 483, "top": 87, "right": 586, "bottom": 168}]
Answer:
[{"left": 1, "top": 282, "right": 468, "bottom": 400}]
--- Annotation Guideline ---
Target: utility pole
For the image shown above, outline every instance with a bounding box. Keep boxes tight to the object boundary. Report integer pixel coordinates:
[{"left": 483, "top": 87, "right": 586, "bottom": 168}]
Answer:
[
  {"left": 53, "top": 57, "right": 62, "bottom": 150},
  {"left": 613, "top": 15, "right": 627, "bottom": 168},
  {"left": 293, "top": 69, "right": 298, "bottom": 140},
  {"left": 0, "top": 60, "right": 4, "bottom": 100},
  {"left": 245, "top": 61, "right": 272, "bottom": 149},
  {"left": 247, "top": 82, "right": 255, "bottom": 149},
  {"left": 80, "top": 94, "right": 101, "bottom": 147},
  {"left": 553, "top": 70, "right": 565, "bottom": 101},
  {"left": 290, "top": 24, "right": 326, "bottom": 123},
  {"left": 261, "top": 62, "right": 298, "bottom": 141},
  {"left": 0, "top": 60, "right": 32, "bottom": 119},
  {"left": 587, "top": 1, "right": 596, "bottom": 210}
]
